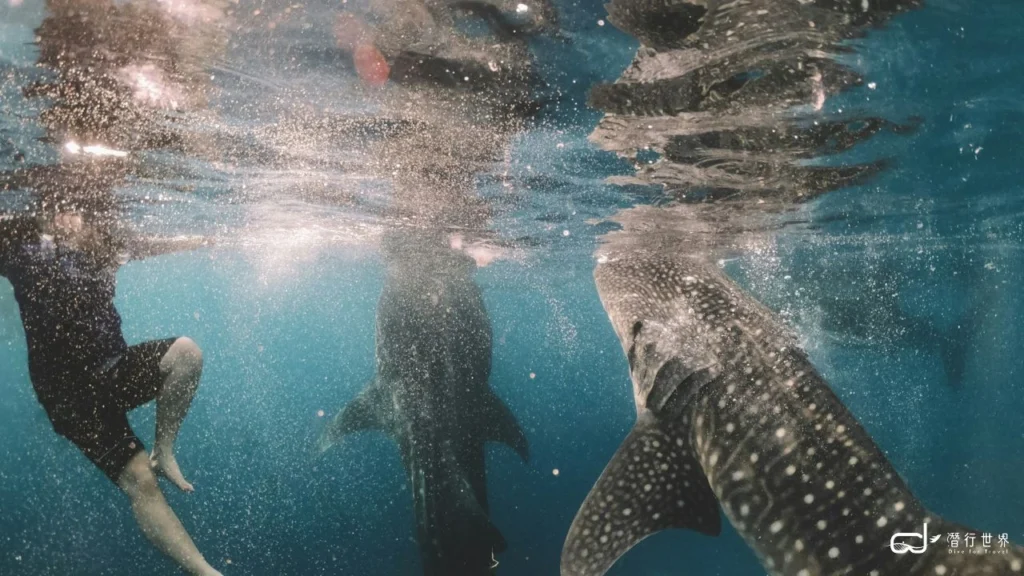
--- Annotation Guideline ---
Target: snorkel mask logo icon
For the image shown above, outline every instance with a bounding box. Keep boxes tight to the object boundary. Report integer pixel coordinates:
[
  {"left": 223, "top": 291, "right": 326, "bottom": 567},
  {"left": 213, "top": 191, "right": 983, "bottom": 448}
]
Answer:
[{"left": 891, "top": 522, "right": 943, "bottom": 554}]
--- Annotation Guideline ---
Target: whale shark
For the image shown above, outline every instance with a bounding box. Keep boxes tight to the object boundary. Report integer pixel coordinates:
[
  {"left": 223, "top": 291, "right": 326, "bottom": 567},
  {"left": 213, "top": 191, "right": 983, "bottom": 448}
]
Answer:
[
  {"left": 561, "top": 242, "right": 1024, "bottom": 576},
  {"left": 560, "top": 0, "right": 1024, "bottom": 571},
  {"left": 320, "top": 231, "right": 529, "bottom": 576}
]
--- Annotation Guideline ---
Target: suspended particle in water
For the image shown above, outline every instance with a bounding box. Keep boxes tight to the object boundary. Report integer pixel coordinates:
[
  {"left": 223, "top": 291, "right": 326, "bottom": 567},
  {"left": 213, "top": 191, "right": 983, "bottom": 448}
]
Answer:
[
  {"left": 552, "top": 469, "right": 560, "bottom": 476},
  {"left": 597, "top": 19, "right": 605, "bottom": 26},
  {"left": 868, "top": 82, "right": 877, "bottom": 90},
  {"left": 529, "top": 372, "right": 536, "bottom": 379},
  {"left": 516, "top": 3, "right": 529, "bottom": 13},
  {"left": 317, "top": 410, "right": 325, "bottom": 417},
  {"left": 562, "top": 230, "right": 570, "bottom": 237}
]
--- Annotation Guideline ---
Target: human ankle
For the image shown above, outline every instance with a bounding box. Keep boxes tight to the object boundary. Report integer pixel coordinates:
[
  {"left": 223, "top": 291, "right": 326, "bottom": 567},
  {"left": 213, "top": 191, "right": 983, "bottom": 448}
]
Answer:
[{"left": 154, "top": 438, "right": 177, "bottom": 455}]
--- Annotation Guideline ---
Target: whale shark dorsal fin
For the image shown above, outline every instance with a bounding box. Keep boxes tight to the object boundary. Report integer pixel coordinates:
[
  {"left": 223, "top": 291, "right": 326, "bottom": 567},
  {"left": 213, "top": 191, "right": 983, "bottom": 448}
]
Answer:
[
  {"left": 479, "top": 390, "right": 530, "bottom": 462},
  {"left": 318, "top": 378, "right": 390, "bottom": 454},
  {"left": 561, "top": 411, "right": 721, "bottom": 576}
]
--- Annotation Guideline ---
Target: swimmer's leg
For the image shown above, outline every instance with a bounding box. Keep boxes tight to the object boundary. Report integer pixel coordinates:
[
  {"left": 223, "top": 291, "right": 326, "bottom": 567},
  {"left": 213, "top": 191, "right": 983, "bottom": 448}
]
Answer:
[
  {"left": 151, "top": 337, "right": 203, "bottom": 493},
  {"left": 118, "top": 452, "right": 222, "bottom": 576}
]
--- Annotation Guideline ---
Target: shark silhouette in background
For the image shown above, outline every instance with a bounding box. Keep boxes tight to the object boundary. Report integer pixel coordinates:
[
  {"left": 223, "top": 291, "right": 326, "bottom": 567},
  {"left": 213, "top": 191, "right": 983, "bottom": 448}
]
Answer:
[
  {"left": 315, "top": 0, "right": 551, "bottom": 572},
  {"left": 319, "top": 229, "right": 529, "bottom": 576}
]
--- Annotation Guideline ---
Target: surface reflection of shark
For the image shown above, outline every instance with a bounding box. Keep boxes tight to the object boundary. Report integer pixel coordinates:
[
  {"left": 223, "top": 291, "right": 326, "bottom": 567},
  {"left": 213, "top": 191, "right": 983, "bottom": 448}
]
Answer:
[
  {"left": 319, "top": 230, "right": 529, "bottom": 576},
  {"left": 561, "top": 0, "right": 1024, "bottom": 574},
  {"left": 587, "top": 0, "right": 922, "bottom": 208}
]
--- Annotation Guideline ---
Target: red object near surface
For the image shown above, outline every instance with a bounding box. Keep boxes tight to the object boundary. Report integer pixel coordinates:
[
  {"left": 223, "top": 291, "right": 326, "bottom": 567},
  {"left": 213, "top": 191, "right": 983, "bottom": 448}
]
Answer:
[{"left": 353, "top": 43, "right": 390, "bottom": 87}]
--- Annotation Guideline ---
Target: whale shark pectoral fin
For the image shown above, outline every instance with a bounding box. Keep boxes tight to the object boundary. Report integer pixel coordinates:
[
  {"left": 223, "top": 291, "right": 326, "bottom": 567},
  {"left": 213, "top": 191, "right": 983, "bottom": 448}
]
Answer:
[
  {"left": 480, "top": 390, "right": 530, "bottom": 462},
  {"left": 318, "top": 378, "right": 390, "bottom": 454},
  {"left": 560, "top": 412, "right": 721, "bottom": 576}
]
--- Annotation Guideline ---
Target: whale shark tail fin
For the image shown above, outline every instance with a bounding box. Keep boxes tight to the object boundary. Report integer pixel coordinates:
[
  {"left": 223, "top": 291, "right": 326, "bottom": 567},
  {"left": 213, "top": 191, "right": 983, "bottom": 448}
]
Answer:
[
  {"left": 457, "top": 480, "right": 508, "bottom": 555},
  {"left": 560, "top": 411, "right": 721, "bottom": 576},
  {"left": 416, "top": 467, "right": 509, "bottom": 575},
  {"left": 317, "top": 378, "right": 389, "bottom": 455},
  {"left": 479, "top": 389, "right": 530, "bottom": 462}
]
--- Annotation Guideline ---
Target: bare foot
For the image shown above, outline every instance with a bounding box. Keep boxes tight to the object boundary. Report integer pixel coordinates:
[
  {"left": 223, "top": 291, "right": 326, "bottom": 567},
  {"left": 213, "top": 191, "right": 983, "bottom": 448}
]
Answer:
[{"left": 150, "top": 449, "right": 195, "bottom": 493}]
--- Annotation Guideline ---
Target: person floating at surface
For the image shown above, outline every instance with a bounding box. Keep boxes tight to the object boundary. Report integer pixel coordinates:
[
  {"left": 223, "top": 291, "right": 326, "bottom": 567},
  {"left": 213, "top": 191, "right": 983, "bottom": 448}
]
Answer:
[{"left": 0, "top": 209, "right": 221, "bottom": 576}]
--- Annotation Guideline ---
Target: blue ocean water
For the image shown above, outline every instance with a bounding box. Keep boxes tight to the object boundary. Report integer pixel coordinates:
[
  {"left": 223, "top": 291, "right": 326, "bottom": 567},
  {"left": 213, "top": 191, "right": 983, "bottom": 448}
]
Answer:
[{"left": 1, "top": 0, "right": 1024, "bottom": 575}]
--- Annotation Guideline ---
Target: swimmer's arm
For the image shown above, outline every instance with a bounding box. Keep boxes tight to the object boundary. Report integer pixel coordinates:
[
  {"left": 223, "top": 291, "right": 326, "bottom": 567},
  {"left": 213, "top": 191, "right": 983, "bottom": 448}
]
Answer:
[{"left": 129, "top": 235, "right": 212, "bottom": 261}]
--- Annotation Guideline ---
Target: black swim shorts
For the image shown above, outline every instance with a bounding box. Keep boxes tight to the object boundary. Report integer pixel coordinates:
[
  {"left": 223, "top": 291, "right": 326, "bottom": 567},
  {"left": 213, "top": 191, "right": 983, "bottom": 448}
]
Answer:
[{"left": 37, "top": 338, "right": 178, "bottom": 483}]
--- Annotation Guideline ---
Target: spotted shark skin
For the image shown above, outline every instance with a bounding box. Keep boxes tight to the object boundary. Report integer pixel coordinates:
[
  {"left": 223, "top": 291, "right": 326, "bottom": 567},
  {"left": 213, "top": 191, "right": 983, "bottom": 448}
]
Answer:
[{"left": 562, "top": 248, "right": 1024, "bottom": 576}]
